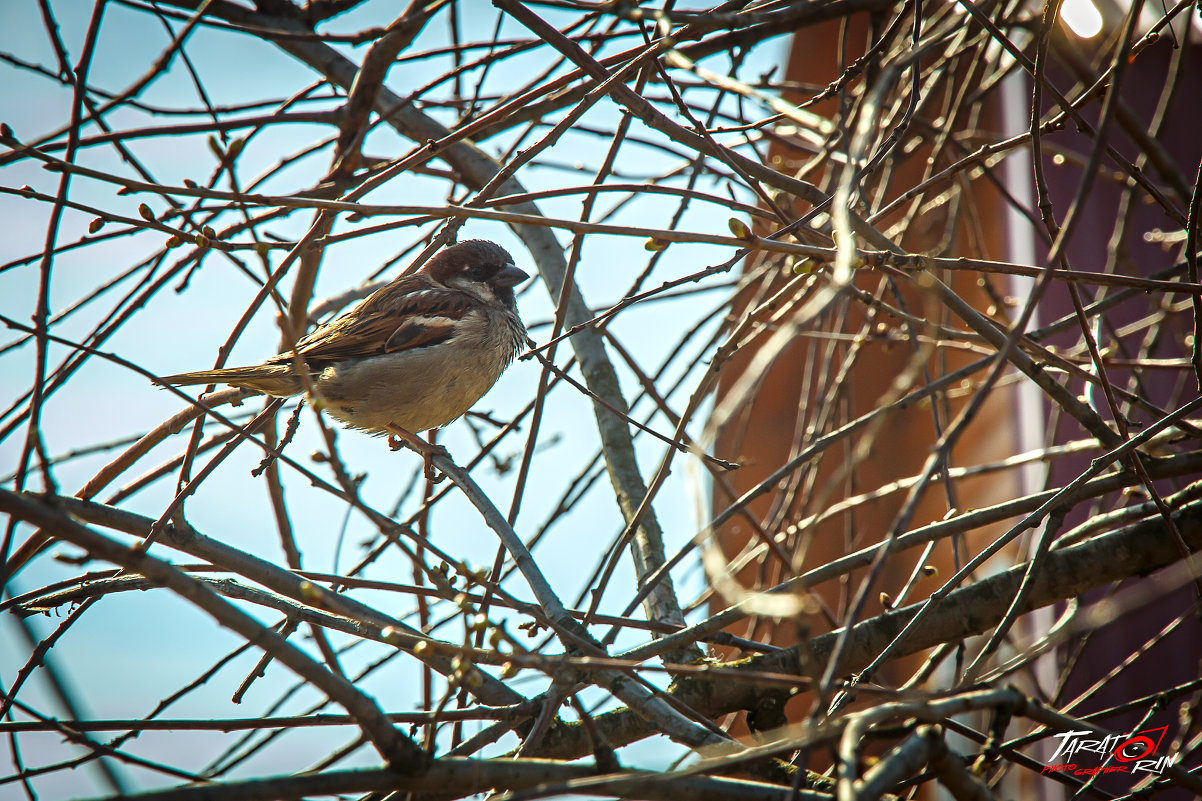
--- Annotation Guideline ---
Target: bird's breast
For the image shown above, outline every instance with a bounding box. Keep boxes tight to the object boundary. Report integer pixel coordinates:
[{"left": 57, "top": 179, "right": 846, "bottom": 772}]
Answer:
[{"left": 316, "top": 309, "right": 525, "bottom": 435}]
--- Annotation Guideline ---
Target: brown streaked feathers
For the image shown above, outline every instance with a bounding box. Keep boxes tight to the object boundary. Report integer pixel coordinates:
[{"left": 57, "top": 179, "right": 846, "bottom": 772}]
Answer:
[{"left": 158, "top": 239, "right": 529, "bottom": 435}]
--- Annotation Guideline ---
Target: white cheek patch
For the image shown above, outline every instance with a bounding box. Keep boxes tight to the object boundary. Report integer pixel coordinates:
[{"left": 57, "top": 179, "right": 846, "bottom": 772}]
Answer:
[{"left": 446, "top": 276, "right": 496, "bottom": 304}]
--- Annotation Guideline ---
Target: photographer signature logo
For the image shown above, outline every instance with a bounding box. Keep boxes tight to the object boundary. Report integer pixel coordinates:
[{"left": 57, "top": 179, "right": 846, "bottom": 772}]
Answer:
[{"left": 1041, "top": 726, "right": 1178, "bottom": 777}]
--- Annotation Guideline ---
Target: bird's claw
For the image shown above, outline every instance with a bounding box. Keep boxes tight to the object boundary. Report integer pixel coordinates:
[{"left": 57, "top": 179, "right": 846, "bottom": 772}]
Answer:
[{"left": 387, "top": 426, "right": 449, "bottom": 483}]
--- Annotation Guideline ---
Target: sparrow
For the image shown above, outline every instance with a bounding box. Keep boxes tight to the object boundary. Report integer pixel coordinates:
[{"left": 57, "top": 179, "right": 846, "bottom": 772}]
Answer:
[
  {"left": 1, "top": 242, "right": 528, "bottom": 581},
  {"left": 159, "top": 239, "right": 530, "bottom": 452}
]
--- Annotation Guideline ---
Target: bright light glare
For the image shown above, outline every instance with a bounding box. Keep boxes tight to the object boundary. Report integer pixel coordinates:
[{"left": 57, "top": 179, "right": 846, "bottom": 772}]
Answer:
[{"left": 1062, "top": 0, "right": 1104, "bottom": 38}]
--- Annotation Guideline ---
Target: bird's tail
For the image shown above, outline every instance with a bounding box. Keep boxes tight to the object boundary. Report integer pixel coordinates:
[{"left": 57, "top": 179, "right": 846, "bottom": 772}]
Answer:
[{"left": 156, "top": 365, "right": 301, "bottom": 396}]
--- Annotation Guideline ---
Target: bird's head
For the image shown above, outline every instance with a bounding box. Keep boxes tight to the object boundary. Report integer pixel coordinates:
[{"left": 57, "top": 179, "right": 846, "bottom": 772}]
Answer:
[{"left": 425, "top": 239, "right": 529, "bottom": 310}]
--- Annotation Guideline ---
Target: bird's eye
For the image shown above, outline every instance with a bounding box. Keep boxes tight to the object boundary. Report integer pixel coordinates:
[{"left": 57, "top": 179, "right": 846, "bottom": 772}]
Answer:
[{"left": 467, "top": 265, "right": 486, "bottom": 280}]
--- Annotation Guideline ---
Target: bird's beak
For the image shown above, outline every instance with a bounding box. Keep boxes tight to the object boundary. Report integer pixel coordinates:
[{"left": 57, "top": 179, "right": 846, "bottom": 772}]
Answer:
[{"left": 494, "top": 263, "right": 529, "bottom": 289}]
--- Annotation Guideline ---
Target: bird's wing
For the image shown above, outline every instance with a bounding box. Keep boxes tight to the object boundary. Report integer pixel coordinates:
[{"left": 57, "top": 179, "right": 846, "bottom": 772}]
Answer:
[{"left": 274, "top": 277, "right": 476, "bottom": 365}]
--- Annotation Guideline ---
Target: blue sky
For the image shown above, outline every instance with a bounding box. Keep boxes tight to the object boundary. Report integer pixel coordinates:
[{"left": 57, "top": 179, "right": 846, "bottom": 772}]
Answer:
[{"left": 0, "top": 2, "right": 791, "bottom": 795}]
